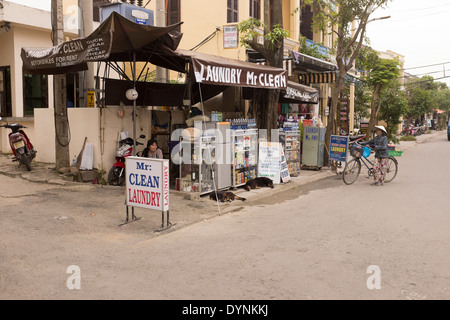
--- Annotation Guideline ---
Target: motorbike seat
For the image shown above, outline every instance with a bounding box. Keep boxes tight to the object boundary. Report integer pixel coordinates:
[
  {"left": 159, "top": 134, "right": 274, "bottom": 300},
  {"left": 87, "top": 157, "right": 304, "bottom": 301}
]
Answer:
[{"left": 349, "top": 134, "right": 365, "bottom": 141}]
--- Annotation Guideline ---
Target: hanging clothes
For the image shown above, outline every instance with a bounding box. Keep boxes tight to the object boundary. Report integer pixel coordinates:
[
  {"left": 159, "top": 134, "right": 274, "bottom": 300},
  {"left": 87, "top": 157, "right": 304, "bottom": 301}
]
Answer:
[{"left": 281, "top": 103, "right": 290, "bottom": 114}]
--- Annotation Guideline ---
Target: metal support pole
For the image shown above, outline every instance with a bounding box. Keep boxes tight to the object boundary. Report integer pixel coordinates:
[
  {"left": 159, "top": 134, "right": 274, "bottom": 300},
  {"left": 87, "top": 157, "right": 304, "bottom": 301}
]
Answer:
[{"left": 133, "top": 52, "right": 137, "bottom": 156}]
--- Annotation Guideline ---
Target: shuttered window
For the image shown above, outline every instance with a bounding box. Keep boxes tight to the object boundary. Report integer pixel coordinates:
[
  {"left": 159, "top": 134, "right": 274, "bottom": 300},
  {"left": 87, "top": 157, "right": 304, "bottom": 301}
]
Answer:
[
  {"left": 249, "top": 0, "right": 260, "bottom": 20},
  {"left": 166, "top": 0, "right": 180, "bottom": 31},
  {"left": 227, "top": 0, "right": 238, "bottom": 23}
]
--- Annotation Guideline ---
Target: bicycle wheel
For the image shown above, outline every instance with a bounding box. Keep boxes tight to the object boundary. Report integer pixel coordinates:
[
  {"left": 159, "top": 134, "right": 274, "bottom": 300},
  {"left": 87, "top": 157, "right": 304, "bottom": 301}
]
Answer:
[
  {"left": 343, "top": 158, "right": 361, "bottom": 185},
  {"left": 384, "top": 157, "right": 398, "bottom": 183}
]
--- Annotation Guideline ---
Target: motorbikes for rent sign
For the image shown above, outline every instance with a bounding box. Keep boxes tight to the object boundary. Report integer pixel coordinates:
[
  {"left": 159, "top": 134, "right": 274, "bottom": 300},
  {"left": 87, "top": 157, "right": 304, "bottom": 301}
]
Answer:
[
  {"left": 125, "top": 157, "right": 169, "bottom": 212},
  {"left": 21, "top": 31, "right": 112, "bottom": 74}
]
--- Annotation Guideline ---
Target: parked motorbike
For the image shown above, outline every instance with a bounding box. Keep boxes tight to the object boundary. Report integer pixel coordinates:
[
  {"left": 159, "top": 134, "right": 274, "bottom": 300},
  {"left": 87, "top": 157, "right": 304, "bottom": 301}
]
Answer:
[
  {"left": 0, "top": 117, "right": 36, "bottom": 171},
  {"left": 108, "top": 134, "right": 146, "bottom": 186}
]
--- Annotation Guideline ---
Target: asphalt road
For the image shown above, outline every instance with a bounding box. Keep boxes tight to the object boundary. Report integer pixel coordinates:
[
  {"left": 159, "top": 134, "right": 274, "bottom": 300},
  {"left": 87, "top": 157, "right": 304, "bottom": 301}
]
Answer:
[{"left": 0, "top": 131, "right": 449, "bottom": 302}]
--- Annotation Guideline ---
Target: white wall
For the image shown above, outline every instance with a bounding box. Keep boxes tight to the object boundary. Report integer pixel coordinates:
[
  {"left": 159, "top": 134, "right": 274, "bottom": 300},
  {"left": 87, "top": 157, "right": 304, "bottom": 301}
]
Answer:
[{"left": 34, "top": 105, "right": 153, "bottom": 176}]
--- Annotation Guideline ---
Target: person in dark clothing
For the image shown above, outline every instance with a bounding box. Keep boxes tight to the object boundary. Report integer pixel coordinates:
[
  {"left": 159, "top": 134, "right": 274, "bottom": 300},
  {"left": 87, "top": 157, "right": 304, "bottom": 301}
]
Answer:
[
  {"left": 361, "top": 125, "right": 389, "bottom": 186},
  {"left": 142, "top": 138, "right": 163, "bottom": 159}
]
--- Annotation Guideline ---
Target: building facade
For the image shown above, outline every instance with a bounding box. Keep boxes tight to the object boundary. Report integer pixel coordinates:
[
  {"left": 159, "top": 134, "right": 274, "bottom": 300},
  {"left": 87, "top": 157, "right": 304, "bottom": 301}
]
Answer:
[{"left": 1, "top": 0, "right": 355, "bottom": 178}]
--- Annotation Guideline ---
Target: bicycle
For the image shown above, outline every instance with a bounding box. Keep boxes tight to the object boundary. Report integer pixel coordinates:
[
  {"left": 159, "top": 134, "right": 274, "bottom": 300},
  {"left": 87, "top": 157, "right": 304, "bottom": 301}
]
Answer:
[{"left": 342, "top": 142, "right": 398, "bottom": 185}]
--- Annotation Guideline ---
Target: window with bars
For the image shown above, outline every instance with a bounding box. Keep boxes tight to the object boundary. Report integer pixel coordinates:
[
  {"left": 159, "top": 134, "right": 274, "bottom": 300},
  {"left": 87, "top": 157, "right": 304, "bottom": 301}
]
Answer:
[
  {"left": 249, "top": 0, "right": 260, "bottom": 20},
  {"left": 227, "top": 0, "right": 239, "bottom": 23}
]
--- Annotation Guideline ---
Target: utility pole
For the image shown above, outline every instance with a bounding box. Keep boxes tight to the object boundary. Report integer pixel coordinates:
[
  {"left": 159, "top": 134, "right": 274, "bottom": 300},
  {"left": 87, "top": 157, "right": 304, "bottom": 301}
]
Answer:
[
  {"left": 78, "top": 0, "right": 94, "bottom": 107},
  {"left": 155, "top": 0, "right": 168, "bottom": 82},
  {"left": 51, "top": 0, "right": 70, "bottom": 169}
]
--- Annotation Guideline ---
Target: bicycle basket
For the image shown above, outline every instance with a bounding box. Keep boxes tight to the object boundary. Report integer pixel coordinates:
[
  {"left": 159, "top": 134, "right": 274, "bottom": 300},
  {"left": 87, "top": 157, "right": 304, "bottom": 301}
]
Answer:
[
  {"left": 362, "top": 146, "right": 371, "bottom": 158},
  {"left": 350, "top": 145, "right": 363, "bottom": 158}
]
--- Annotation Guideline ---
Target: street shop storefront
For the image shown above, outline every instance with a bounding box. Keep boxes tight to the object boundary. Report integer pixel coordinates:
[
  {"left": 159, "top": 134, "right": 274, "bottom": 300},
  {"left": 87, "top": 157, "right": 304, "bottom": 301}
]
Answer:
[
  {"left": 102, "top": 47, "right": 294, "bottom": 193},
  {"left": 276, "top": 81, "right": 321, "bottom": 175},
  {"left": 290, "top": 49, "right": 339, "bottom": 129},
  {"left": 157, "top": 49, "right": 289, "bottom": 194},
  {"left": 20, "top": 12, "right": 293, "bottom": 193},
  {"left": 21, "top": 11, "right": 323, "bottom": 194},
  {"left": 174, "top": 79, "right": 319, "bottom": 194},
  {"left": 20, "top": 12, "right": 185, "bottom": 174}
]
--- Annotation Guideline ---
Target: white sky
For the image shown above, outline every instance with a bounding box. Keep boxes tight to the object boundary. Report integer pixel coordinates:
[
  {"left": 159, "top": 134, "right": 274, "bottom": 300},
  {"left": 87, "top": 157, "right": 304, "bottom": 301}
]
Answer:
[
  {"left": 8, "top": 0, "right": 450, "bottom": 86},
  {"left": 7, "top": 0, "right": 51, "bottom": 11},
  {"left": 366, "top": 0, "right": 450, "bottom": 86}
]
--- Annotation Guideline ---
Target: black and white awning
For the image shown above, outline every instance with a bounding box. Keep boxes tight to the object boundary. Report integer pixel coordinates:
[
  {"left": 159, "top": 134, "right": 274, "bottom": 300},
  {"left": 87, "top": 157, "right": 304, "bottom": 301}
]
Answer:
[{"left": 298, "top": 72, "right": 336, "bottom": 85}]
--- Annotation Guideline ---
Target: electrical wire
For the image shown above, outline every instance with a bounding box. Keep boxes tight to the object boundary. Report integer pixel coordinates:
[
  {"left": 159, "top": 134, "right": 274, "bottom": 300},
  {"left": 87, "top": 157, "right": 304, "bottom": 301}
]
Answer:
[
  {"left": 388, "top": 3, "right": 450, "bottom": 13},
  {"left": 190, "top": 29, "right": 220, "bottom": 51},
  {"left": 404, "top": 61, "right": 450, "bottom": 71},
  {"left": 403, "top": 69, "right": 450, "bottom": 78},
  {"left": 387, "top": 8, "right": 450, "bottom": 22},
  {"left": 402, "top": 75, "right": 450, "bottom": 86}
]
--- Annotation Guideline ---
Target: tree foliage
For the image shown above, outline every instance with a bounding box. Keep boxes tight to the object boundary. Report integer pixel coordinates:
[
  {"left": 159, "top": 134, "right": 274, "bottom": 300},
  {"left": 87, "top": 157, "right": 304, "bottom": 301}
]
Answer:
[
  {"left": 238, "top": 18, "right": 289, "bottom": 51},
  {"left": 299, "top": 0, "right": 392, "bottom": 160},
  {"left": 364, "top": 56, "right": 401, "bottom": 138},
  {"left": 378, "top": 79, "right": 408, "bottom": 142},
  {"left": 236, "top": 1, "right": 287, "bottom": 139},
  {"left": 405, "top": 80, "right": 434, "bottom": 120},
  {"left": 298, "top": 35, "right": 329, "bottom": 60}
]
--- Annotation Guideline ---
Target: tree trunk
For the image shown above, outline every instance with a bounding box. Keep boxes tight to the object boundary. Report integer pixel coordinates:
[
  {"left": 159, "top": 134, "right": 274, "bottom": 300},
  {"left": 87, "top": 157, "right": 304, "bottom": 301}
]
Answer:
[
  {"left": 52, "top": 0, "right": 70, "bottom": 170},
  {"left": 366, "top": 83, "right": 382, "bottom": 140},
  {"left": 324, "top": 67, "right": 346, "bottom": 164},
  {"left": 257, "top": 0, "right": 283, "bottom": 142}
]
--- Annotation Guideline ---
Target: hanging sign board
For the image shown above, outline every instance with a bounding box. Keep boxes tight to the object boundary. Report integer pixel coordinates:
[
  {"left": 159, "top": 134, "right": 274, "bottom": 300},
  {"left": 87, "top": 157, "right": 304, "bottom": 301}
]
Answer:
[
  {"left": 223, "top": 25, "right": 238, "bottom": 49},
  {"left": 258, "top": 142, "right": 281, "bottom": 184},
  {"left": 329, "top": 135, "right": 349, "bottom": 162},
  {"left": 125, "top": 156, "right": 169, "bottom": 211},
  {"left": 191, "top": 56, "right": 287, "bottom": 89},
  {"left": 21, "top": 31, "right": 112, "bottom": 74}
]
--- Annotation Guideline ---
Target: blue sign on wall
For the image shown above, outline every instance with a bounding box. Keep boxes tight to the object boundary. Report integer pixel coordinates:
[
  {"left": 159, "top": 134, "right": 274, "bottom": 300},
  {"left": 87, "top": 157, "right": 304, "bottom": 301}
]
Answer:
[
  {"left": 329, "top": 135, "right": 349, "bottom": 162},
  {"left": 135, "top": 18, "right": 147, "bottom": 25}
]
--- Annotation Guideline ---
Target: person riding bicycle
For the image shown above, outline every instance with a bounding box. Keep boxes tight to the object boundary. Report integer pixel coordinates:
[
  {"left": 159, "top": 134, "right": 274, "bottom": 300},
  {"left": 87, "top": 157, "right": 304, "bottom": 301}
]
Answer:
[{"left": 360, "top": 125, "right": 389, "bottom": 186}]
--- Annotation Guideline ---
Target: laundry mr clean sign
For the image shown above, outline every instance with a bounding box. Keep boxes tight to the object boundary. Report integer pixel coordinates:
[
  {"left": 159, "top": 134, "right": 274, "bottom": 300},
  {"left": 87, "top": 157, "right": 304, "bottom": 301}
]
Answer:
[{"left": 126, "top": 157, "right": 169, "bottom": 212}]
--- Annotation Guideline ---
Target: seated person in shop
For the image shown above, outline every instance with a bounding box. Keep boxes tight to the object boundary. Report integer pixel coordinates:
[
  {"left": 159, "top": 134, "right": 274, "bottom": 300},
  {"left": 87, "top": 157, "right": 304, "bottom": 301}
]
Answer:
[{"left": 142, "top": 139, "right": 163, "bottom": 159}]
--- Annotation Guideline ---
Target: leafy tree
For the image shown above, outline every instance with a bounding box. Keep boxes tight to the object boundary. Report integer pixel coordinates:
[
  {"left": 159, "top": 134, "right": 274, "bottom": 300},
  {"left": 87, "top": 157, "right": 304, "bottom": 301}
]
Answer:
[
  {"left": 365, "top": 57, "right": 401, "bottom": 137},
  {"left": 431, "top": 84, "right": 450, "bottom": 112},
  {"left": 405, "top": 78, "right": 434, "bottom": 130},
  {"left": 378, "top": 79, "right": 408, "bottom": 142},
  {"left": 354, "top": 45, "right": 379, "bottom": 129},
  {"left": 298, "top": 35, "right": 329, "bottom": 60},
  {"left": 354, "top": 83, "right": 371, "bottom": 125},
  {"left": 237, "top": 1, "right": 288, "bottom": 140},
  {"left": 299, "top": 0, "right": 392, "bottom": 161}
]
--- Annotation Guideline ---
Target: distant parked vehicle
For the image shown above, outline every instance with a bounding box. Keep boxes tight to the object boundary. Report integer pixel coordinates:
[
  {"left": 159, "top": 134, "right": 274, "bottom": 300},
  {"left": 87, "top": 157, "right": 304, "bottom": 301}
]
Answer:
[{"left": 447, "top": 121, "right": 450, "bottom": 141}]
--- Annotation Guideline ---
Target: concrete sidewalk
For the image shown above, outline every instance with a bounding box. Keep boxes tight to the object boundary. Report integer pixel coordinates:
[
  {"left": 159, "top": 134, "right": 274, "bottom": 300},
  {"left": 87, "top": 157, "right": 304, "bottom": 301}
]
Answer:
[
  {"left": 0, "top": 128, "right": 443, "bottom": 192},
  {"left": 0, "top": 149, "right": 334, "bottom": 236},
  {"left": 0, "top": 129, "right": 443, "bottom": 230}
]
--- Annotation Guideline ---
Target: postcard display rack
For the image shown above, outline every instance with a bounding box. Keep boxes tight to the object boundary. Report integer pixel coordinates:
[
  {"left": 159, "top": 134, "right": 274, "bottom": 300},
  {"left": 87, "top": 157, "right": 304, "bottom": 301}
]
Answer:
[
  {"left": 230, "top": 119, "right": 258, "bottom": 188},
  {"left": 279, "top": 128, "right": 301, "bottom": 175},
  {"left": 179, "top": 122, "right": 231, "bottom": 194}
]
